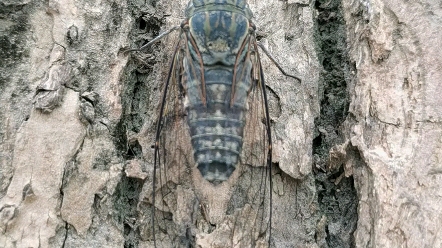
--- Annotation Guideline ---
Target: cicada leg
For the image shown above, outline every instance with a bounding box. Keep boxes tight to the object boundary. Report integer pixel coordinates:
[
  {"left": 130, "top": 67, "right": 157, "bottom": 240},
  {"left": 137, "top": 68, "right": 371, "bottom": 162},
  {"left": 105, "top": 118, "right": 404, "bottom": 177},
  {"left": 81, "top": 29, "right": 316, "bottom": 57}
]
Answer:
[
  {"left": 257, "top": 42, "right": 303, "bottom": 83},
  {"left": 125, "top": 25, "right": 180, "bottom": 53}
]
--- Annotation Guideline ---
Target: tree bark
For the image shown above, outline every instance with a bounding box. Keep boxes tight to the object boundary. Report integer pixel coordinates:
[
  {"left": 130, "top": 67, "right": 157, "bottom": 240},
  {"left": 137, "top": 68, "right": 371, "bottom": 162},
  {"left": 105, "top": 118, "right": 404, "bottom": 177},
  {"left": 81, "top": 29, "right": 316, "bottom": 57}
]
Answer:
[
  {"left": 0, "top": 0, "right": 440, "bottom": 247},
  {"left": 340, "top": 0, "right": 442, "bottom": 247}
]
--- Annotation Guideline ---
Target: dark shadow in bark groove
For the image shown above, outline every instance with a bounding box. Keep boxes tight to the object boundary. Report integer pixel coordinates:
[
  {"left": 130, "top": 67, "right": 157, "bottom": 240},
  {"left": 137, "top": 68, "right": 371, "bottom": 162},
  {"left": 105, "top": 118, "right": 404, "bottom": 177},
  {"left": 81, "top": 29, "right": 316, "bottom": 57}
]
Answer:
[
  {"left": 313, "top": 0, "right": 357, "bottom": 247},
  {"left": 113, "top": 176, "right": 144, "bottom": 248},
  {"left": 112, "top": 3, "right": 166, "bottom": 247}
]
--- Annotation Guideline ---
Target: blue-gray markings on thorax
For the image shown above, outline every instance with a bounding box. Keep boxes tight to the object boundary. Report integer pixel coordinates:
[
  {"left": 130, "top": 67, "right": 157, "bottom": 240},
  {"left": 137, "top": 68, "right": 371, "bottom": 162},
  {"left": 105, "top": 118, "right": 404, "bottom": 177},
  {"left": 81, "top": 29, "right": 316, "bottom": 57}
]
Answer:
[{"left": 182, "top": 2, "right": 253, "bottom": 183}]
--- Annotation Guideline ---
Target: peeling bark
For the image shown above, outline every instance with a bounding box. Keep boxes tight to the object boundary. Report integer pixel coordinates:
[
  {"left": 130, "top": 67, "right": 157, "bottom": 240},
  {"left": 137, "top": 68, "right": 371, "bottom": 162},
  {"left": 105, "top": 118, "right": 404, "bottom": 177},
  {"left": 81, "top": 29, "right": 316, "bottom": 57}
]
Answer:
[{"left": 1, "top": 0, "right": 441, "bottom": 247}]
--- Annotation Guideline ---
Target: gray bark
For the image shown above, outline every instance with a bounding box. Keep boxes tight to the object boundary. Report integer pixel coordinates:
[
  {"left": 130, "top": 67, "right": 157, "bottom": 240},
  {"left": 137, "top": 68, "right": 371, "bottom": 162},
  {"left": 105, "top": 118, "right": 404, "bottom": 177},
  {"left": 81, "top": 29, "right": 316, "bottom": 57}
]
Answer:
[
  {"left": 0, "top": 0, "right": 440, "bottom": 247},
  {"left": 341, "top": 0, "right": 442, "bottom": 247}
]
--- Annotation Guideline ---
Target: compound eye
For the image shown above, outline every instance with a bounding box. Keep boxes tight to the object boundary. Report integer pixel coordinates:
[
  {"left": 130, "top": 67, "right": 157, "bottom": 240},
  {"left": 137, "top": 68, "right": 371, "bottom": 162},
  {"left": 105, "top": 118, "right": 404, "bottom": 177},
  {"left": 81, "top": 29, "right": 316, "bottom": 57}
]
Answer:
[
  {"left": 181, "top": 20, "right": 189, "bottom": 30},
  {"left": 249, "top": 22, "right": 256, "bottom": 31}
]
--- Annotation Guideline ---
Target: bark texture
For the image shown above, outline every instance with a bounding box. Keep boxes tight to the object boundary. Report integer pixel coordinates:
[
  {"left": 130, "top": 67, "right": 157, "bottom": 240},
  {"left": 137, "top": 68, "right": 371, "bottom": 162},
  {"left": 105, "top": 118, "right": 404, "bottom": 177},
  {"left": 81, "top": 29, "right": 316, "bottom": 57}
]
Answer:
[
  {"left": 339, "top": 0, "right": 442, "bottom": 247},
  {"left": 0, "top": 0, "right": 440, "bottom": 247}
]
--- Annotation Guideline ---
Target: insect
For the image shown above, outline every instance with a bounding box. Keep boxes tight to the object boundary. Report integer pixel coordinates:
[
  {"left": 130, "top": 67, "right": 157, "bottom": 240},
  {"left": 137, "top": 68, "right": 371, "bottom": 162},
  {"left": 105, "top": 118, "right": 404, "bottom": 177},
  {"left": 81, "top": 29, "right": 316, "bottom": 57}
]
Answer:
[{"left": 130, "top": 0, "right": 301, "bottom": 247}]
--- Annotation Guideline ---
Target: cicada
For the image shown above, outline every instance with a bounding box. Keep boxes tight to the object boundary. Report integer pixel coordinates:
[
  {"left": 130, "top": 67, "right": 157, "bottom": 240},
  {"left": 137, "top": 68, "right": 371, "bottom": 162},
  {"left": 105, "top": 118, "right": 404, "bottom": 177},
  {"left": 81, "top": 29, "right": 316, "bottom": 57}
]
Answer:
[{"left": 131, "top": 0, "right": 301, "bottom": 247}]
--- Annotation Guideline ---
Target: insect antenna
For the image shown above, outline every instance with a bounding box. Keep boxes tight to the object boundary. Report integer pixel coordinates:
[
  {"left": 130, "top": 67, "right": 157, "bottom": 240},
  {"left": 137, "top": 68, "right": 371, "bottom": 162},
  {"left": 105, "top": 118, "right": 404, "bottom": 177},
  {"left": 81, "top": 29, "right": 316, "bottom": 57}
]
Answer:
[{"left": 125, "top": 26, "right": 180, "bottom": 53}]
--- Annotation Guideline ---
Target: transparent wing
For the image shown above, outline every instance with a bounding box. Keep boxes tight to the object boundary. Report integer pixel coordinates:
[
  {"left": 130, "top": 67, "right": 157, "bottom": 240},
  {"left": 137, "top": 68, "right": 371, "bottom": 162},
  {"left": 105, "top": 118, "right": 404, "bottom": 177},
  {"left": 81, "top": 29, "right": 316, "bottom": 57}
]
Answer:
[
  {"left": 146, "top": 32, "right": 274, "bottom": 247},
  {"left": 226, "top": 34, "right": 273, "bottom": 247},
  {"left": 149, "top": 32, "right": 196, "bottom": 247}
]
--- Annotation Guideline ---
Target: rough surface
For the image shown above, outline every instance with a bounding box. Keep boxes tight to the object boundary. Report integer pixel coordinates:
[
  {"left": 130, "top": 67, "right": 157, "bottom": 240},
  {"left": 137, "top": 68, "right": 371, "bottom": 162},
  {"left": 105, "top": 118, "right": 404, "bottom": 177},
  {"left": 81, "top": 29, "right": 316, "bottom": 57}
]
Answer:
[
  {"left": 313, "top": 1, "right": 358, "bottom": 247},
  {"left": 2, "top": 0, "right": 441, "bottom": 247},
  {"left": 338, "top": 0, "right": 442, "bottom": 247},
  {"left": 0, "top": 90, "right": 85, "bottom": 247},
  {"left": 1, "top": 0, "right": 130, "bottom": 246}
]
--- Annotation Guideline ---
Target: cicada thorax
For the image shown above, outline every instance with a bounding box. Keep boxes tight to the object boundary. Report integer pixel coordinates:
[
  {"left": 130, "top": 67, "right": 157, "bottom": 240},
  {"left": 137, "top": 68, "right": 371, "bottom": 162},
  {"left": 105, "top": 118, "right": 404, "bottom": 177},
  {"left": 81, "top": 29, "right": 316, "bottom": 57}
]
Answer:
[{"left": 181, "top": 2, "right": 255, "bottom": 184}]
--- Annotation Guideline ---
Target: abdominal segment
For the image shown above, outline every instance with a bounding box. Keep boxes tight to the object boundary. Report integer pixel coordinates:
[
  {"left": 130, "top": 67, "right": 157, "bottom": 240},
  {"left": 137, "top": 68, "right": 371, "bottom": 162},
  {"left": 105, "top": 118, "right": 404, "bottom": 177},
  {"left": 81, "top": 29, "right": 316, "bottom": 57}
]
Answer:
[{"left": 185, "top": 65, "right": 252, "bottom": 184}]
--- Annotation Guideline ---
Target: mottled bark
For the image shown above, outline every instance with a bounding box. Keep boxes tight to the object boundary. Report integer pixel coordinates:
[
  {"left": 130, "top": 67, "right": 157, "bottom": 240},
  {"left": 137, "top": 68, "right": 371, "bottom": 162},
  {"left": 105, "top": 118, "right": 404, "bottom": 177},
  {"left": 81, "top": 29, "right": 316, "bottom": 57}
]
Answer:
[
  {"left": 1, "top": 0, "right": 440, "bottom": 247},
  {"left": 340, "top": 0, "right": 442, "bottom": 247}
]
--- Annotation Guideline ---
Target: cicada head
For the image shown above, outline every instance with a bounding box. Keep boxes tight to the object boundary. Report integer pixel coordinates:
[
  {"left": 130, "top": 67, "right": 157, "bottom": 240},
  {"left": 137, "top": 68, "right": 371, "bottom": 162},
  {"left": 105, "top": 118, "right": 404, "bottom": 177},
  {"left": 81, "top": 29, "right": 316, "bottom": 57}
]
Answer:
[{"left": 185, "top": 0, "right": 253, "bottom": 20}]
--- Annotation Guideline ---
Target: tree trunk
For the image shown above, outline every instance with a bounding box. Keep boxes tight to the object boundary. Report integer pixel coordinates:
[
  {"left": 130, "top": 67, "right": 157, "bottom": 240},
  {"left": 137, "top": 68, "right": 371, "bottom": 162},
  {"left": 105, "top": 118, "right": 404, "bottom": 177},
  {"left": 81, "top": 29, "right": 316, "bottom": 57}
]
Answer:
[
  {"left": 0, "top": 0, "right": 440, "bottom": 247},
  {"left": 340, "top": 0, "right": 442, "bottom": 247}
]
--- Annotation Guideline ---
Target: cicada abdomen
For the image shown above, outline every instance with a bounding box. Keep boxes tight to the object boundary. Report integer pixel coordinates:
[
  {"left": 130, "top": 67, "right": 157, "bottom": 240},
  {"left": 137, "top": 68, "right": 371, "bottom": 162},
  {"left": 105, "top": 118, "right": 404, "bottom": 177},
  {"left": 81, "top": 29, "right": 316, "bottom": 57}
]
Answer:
[{"left": 142, "top": 0, "right": 298, "bottom": 247}]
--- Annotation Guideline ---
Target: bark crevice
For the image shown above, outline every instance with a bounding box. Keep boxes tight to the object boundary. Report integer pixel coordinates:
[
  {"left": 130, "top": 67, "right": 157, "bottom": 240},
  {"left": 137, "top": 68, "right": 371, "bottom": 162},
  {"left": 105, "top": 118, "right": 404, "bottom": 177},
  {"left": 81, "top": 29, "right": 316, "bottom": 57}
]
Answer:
[{"left": 313, "top": 0, "right": 358, "bottom": 247}]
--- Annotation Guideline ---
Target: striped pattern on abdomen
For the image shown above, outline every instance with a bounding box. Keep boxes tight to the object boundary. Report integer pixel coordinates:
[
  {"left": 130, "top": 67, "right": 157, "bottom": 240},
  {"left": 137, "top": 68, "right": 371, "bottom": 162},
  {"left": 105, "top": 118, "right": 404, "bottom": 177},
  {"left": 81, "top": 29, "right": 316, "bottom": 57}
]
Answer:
[{"left": 185, "top": 66, "right": 251, "bottom": 184}]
